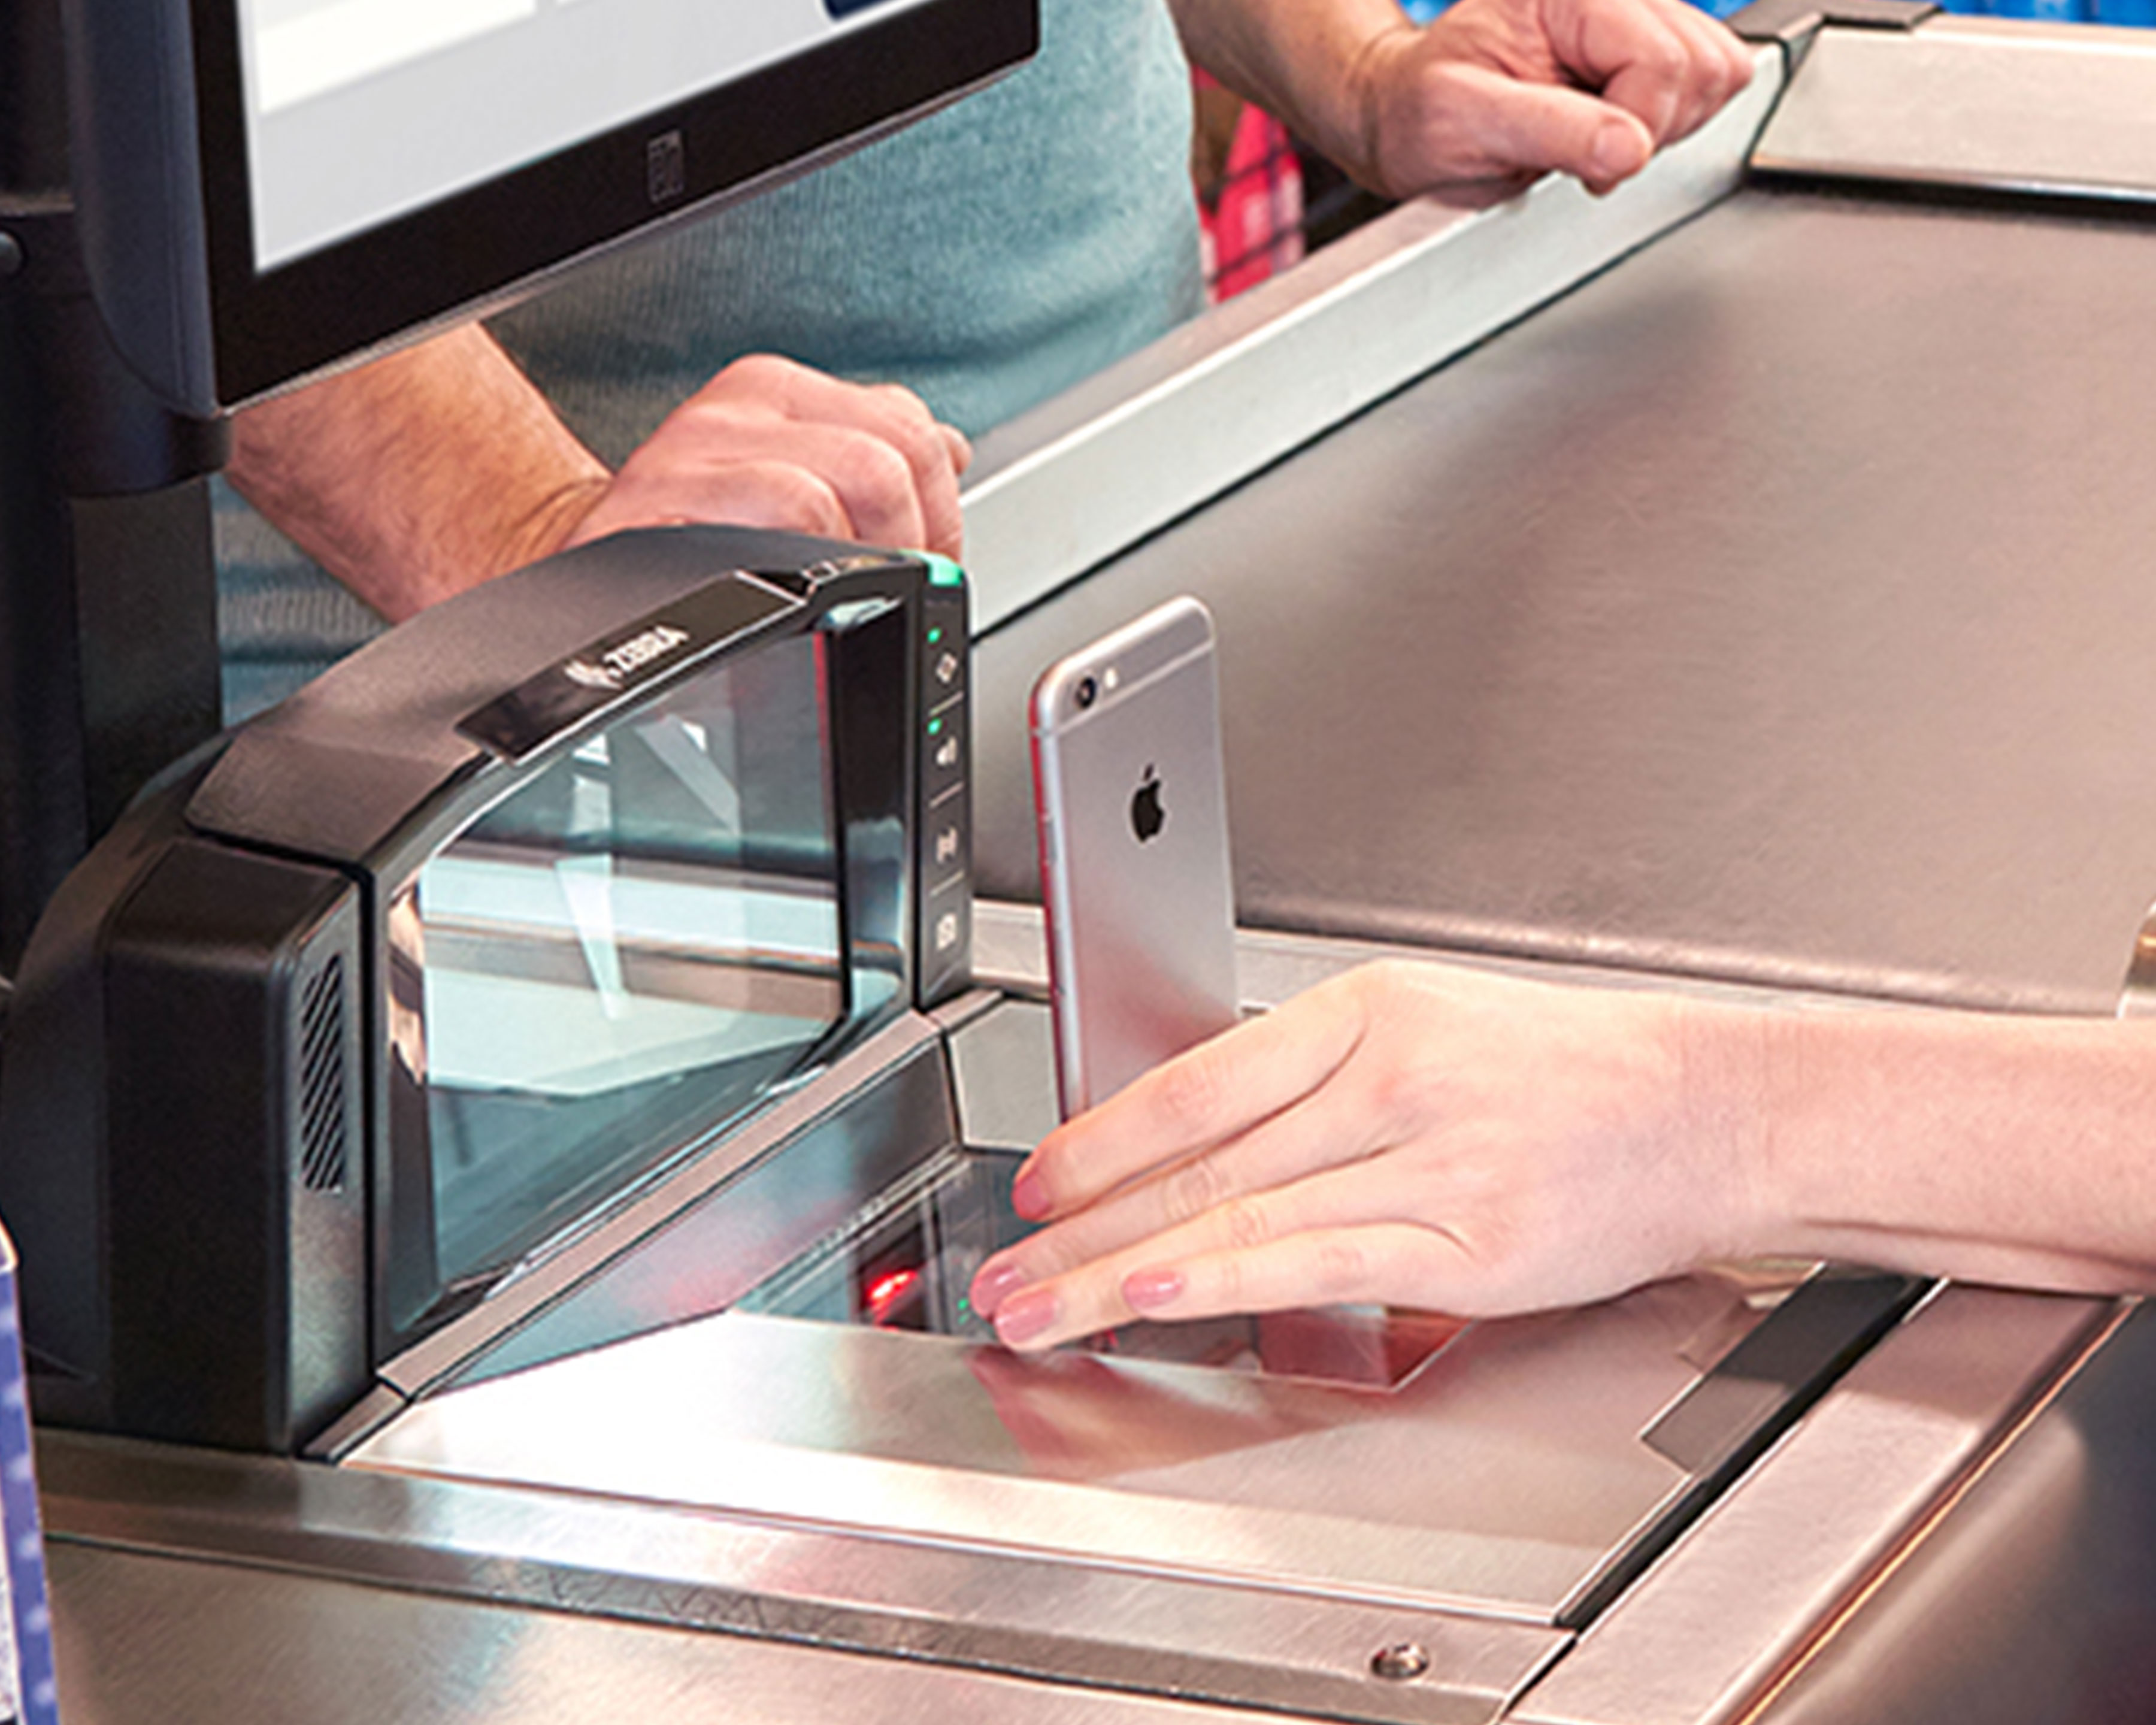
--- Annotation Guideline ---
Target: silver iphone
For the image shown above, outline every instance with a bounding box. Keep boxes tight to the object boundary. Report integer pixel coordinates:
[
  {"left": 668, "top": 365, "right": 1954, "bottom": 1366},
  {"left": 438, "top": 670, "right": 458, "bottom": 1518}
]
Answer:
[{"left": 1031, "top": 596, "right": 1239, "bottom": 1120}]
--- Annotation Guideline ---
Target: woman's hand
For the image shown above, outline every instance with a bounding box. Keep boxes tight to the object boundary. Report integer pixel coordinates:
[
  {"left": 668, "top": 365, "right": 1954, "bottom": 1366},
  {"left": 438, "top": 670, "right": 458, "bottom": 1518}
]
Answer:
[{"left": 971, "top": 960, "right": 1767, "bottom": 1351}]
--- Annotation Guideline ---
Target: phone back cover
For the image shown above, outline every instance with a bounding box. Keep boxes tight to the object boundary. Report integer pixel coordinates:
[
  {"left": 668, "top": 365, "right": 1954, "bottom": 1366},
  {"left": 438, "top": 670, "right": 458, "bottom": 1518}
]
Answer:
[{"left": 1036, "top": 639, "right": 1239, "bottom": 1115}]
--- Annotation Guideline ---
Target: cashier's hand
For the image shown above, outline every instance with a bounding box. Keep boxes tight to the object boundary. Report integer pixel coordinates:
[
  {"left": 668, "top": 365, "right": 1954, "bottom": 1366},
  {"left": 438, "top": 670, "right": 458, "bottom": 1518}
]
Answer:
[
  {"left": 970, "top": 961, "right": 1760, "bottom": 1351},
  {"left": 564, "top": 354, "right": 972, "bottom": 561},
  {"left": 1346, "top": 0, "right": 1755, "bottom": 198}
]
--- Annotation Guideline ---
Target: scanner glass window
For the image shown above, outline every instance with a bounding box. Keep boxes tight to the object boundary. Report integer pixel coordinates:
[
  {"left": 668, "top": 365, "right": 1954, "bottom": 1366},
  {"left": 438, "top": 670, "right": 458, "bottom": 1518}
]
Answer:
[
  {"left": 401, "top": 632, "right": 844, "bottom": 1294},
  {"left": 736, "top": 1146, "right": 1470, "bottom": 1391}
]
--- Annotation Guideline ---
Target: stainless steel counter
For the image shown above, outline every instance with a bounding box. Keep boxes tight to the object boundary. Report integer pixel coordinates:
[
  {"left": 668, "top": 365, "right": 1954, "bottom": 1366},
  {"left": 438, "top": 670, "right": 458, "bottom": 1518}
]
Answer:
[
  {"left": 51, "top": 1542, "right": 1310, "bottom": 1725},
  {"left": 1757, "top": 1294, "right": 2156, "bottom": 1725},
  {"left": 973, "top": 177, "right": 2156, "bottom": 1014}
]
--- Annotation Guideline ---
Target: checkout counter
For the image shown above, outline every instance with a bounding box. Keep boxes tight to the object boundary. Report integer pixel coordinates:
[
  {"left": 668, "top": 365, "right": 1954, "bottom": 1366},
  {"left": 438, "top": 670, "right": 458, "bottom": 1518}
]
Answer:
[{"left": 26, "top": 9, "right": 2156, "bottom": 1721}]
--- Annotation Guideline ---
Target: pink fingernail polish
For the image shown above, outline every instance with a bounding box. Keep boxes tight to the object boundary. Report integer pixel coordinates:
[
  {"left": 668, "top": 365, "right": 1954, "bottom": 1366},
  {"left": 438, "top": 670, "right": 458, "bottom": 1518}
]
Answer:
[
  {"left": 995, "top": 1289, "right": 1059, "bottom": 1348},
  {"left": 1122, "top": 1267, "right": 1185, "bottom": 1312},
  {"left": 1010, "top": 1169, "right": 1050, "bottom": 1221},
  {"left": 971, "top": 1260, "right": 1029, "bottom": 1318}
]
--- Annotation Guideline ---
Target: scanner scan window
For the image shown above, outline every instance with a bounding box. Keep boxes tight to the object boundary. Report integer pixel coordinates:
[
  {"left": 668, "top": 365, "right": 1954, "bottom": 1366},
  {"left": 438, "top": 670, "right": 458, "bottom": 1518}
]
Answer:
[
  {"left": 395, "top": 633, "right": 846, "bottom": 1296},
  {"left": 738, "top": 1147, "right": 1471, "bottom": 1392},
  {"left": 238, "top": 0, "right": 937, "bottom": 268}
]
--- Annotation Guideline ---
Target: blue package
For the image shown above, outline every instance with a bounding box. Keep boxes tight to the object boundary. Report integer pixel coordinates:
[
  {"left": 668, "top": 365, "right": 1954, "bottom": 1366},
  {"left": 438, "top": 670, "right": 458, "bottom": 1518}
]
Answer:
[{"left": 0, "top": 1227, "right": 58, "bottom": 1725}]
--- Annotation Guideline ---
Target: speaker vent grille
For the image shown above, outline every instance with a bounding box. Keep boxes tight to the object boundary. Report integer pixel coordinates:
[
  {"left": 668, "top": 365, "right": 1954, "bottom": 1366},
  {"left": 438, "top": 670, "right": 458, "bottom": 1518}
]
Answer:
[{"left": 298, "top": 954, "right": 349, "bottom": 1194}]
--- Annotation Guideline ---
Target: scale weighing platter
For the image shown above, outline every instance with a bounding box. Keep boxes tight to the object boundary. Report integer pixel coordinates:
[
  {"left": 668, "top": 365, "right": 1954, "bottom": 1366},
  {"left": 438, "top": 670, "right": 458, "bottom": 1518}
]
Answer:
[{"left": 349, "top": 1004, "right": 1916, "bottom": 1626}]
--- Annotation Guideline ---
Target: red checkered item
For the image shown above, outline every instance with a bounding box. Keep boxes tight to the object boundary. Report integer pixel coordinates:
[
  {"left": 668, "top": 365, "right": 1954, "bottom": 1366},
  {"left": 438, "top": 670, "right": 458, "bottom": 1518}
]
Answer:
[{"left": 1195, "top": 77, "right": 1304, "bottom": 299}]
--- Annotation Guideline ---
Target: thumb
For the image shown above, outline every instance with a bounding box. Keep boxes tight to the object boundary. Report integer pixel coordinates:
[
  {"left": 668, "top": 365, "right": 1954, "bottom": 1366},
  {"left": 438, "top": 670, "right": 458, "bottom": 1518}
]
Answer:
[{"left": 1404, "top": 65, "right": 1655, "bottom": 194}]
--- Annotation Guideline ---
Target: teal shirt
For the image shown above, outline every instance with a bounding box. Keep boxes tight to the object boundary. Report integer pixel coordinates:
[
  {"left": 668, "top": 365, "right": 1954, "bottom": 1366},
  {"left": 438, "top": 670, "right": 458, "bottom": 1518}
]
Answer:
[{"left": 217, "top": 0, "right": 1206, "bottom": 719}]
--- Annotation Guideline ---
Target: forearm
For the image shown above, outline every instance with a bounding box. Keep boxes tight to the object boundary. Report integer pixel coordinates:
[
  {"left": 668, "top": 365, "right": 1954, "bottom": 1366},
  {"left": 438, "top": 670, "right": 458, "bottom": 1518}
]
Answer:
[
  {"left": 1164, "top": 0, "right": 1408, "bottom": 182},
  {"left": 1719, "top": 998, "right": 2156, "bottom": 1291},
  {"left": 227, "top": 324, "right": 610, "bottom": 624}
]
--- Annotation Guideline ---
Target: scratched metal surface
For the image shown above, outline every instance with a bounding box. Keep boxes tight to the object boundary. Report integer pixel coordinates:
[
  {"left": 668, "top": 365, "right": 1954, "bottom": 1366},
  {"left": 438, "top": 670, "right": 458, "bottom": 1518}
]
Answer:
[{"left": 974, "top": 184, "right": 2156, "bottom": 1013}]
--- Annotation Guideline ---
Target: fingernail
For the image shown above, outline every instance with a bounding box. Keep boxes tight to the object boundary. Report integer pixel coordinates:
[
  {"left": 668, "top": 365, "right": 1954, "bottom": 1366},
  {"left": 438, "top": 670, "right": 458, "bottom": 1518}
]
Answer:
[
  {"left": 1011, "top": 1169, "right": 1050, "bottom": 1221},
  {"left": 971, "top": 1260, "right": 1030, "bottom": 1319},
  {"left": 1122, "top": 1267, "right": 1185, "bottom": 1313},
  {"left": 995, "top": 1289, "right": 1059, "bottom": 1348}
]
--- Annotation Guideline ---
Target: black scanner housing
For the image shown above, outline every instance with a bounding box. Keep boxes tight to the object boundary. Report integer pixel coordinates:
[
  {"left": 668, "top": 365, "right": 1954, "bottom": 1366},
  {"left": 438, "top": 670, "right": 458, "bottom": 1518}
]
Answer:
[{"left": 0, "top": 526, "right": 971, "bottom": 1452}]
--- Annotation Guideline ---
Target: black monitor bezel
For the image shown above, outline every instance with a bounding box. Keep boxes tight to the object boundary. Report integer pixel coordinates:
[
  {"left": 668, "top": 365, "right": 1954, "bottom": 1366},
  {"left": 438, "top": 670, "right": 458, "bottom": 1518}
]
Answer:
[{"left": 187, "top": 0, "right": 1036, "bottom": 407}]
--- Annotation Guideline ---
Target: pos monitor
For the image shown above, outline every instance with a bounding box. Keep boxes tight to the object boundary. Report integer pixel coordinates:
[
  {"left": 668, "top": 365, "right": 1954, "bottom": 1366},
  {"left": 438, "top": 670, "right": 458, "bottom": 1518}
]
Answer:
[
  {"left": 0, "top": 0, "right": 1026, "bottom": 963},
  {"left": 63, "top": 0, "right": 1037, "bottom": 411}
]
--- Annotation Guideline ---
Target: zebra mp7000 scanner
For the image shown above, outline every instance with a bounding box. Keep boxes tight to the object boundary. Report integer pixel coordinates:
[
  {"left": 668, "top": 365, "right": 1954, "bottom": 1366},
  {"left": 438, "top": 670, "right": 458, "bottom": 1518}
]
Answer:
[{"left": 0, "top": 526, "right": 972, "bottom": 1451}]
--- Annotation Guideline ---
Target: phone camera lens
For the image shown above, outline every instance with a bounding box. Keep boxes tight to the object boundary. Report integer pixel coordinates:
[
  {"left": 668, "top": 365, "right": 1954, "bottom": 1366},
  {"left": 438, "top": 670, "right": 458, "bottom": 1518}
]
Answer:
[{"left": 1075, "top": 676, "right": 1099, "bottom": 710}]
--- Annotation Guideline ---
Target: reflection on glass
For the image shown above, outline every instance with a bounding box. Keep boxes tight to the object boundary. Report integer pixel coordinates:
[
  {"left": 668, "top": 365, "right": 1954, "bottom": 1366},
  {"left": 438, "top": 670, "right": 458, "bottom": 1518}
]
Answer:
[
  {"left": 738, "top": 1148, "right": 1467, "bottom": 1393},
  {"left": 408, "top": 635, "right": 846, "bottom": 1291}
]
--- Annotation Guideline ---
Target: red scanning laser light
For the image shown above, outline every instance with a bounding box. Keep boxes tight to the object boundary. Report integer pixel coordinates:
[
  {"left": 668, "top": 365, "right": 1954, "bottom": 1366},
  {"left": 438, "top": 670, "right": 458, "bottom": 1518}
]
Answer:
[{"left": 864, "top": 1267, "right": 922, "bottom": 1322}]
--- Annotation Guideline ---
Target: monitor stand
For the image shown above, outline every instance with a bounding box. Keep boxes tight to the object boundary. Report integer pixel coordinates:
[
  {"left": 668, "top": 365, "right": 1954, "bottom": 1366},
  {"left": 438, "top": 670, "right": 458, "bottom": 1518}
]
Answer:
[{"left": 0, "top": 1, "right": 225, "bottom": 977}]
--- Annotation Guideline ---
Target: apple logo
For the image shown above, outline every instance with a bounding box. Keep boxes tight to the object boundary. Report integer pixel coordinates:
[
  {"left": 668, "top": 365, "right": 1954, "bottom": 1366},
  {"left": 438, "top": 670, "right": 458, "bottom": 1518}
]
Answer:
[{"left": 1130, "top": 765, "right": 1166, "bottom": 844}]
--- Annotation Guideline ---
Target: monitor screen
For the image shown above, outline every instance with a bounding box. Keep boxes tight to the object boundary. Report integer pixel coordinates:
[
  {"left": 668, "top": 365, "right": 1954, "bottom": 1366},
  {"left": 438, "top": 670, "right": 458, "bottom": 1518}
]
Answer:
[
  {"left": 243, "top": 0, "right": 940, "bottom": 271},
  {"left": 65, "top": 0, "right": 1035, "bottom": 410}
]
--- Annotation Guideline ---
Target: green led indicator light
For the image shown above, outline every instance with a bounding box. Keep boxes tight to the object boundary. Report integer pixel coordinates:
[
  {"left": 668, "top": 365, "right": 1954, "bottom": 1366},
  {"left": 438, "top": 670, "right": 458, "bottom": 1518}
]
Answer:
[
  {"left": 928, "top": 717, "right": 944, "bottom": 737},
  {"left": 928, "top": 627, "right": 944, "bottom": 645},
  {"left": 920, "top": 552, "right": 967, "bottom": 589}
]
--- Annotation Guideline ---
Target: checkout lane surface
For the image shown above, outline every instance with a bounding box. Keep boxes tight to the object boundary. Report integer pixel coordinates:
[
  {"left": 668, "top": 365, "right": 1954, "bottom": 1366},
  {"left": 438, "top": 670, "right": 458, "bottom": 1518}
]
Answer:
[{"left": 973, "top": 182, "right": 2156, "bottom": 1014}]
